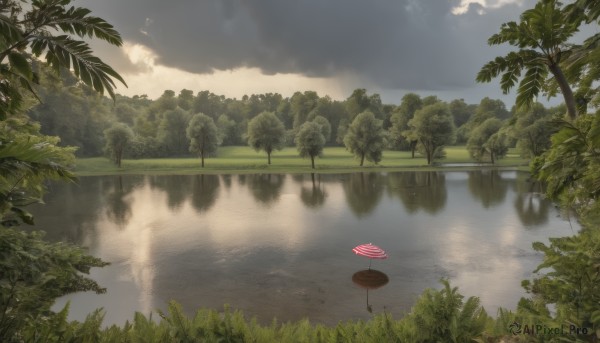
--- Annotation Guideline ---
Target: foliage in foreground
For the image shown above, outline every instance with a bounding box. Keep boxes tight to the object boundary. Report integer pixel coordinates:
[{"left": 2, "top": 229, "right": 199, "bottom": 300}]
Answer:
[
  {"left": 13, "top": 280, "right": 500, "bottom": 343},
  {"left": 0, "top": 228, "right": 108, "bottom": 342}
]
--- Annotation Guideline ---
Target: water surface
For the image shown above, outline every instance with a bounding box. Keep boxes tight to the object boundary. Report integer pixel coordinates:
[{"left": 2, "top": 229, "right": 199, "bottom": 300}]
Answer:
[{"left": 29, "top": 171, "right": 574, "bottom": 325}]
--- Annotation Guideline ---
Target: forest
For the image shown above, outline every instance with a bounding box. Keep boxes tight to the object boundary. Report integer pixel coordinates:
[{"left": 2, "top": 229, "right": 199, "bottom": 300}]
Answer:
[{"left": 27, "top": 62, "right": 564, "bottom": 168}]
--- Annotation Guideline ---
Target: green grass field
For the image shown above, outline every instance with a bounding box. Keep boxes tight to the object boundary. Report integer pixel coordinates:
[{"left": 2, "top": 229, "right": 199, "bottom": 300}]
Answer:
[{"left": 75, "top": 146, "right": 530, "bottom": 176}]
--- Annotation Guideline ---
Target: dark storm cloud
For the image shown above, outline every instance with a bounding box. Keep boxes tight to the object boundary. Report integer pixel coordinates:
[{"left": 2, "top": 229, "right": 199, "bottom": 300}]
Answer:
[{"left": 79, "top": 0, "right": 534, "bottom": 93}]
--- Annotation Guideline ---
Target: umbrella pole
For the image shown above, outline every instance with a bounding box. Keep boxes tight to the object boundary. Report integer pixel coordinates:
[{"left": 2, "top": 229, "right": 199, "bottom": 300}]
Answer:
[{"left": 368, "top": 259, "right": 372, "bottom": 270}]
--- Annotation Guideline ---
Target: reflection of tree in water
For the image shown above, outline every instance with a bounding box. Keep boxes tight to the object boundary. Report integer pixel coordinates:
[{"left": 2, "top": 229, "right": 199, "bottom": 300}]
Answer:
[
  {"left": 513, "top": 173, "right": 549, "bottom": 227},
  {"left": 343, "top": 173, "right": 384, "bottom": 217},
  {"left": 220, "top": 174, "right": 233, "bottom": 189},
  {"left": 27, "top": 176, "right": 107, "bottom": 244},
  {"left": 190, "top": 175, "right": 220, "bottom": 212},
  {"left": 148, "top": 175, "right": 191, "bottom": 210},
  {"left": 246, "top": 174, "right": 285, "bottom": 207},
  {"left": 387, "top": 172, "right": 447, "bottom": 214},
  {"left": 467, "top": 170, "right": 508, "bottom": 208},
  {"left": 290, "top": 174, "right": 305, "bottom": 183},
  {"left": 237, "top": 174, "right": 247, "bottom": 187},
  {"left": 300, "top": 173, "right": 327, "bottom": 208},
  {"left": 105, "top": 175, "right": 137, "bottom": 228}
]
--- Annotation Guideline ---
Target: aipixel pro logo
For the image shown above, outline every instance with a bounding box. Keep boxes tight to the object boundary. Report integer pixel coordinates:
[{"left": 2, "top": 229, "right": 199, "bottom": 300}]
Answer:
[
  {"left": 508, "top": 322, "right": 590, "bottom": 337},
  {"left": 508, "top": 321, "right": 522, "bottom": 335}
]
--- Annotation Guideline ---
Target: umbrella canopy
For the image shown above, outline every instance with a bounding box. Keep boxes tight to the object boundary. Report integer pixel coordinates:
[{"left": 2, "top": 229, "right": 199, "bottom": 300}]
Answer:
[
  {"left": 352, "top": 243, "right": 387, "bottom": 269},
  {"left": 352, "top": 243, "right": 388, "bottom": 259}
]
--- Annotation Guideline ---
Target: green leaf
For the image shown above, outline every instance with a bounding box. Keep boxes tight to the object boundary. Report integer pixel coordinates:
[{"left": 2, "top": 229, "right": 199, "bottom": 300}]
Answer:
[
  {"left": 0, "top": 13, "right": 23, "bottom": 45},
  {"left": 33, "top": 35, "right": 126, "bottom": 100},
  {"left": 7, "top": 52, "right": 32, "bottom": 79},
  {"left": 516, "top": 63, "right": 547, "bottom": 110},
  {"left": 10, "top": 207, "right": 35, "bottom": 225}
]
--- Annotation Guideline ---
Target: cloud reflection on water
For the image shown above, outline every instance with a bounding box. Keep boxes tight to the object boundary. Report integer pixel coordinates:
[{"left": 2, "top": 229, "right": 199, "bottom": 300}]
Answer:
[{"left": 28, "top": 171, "right": 574, "bottom": 326}]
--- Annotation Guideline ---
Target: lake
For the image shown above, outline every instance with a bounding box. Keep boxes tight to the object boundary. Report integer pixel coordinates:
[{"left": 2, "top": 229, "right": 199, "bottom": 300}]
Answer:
[{"left": 28, "top": 170, "right": 574, "bottom": 326}]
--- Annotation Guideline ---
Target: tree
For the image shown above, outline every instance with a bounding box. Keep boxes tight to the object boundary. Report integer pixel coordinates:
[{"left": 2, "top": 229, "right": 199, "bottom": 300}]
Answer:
[
  {"left": 512, "top": 103, "right": 555, "bottom": 157},
  {"left": 216, "top": 114, "right": 240, "bottom": 146},
  {"left": 421, "top": 95, "right": 441, "bottom": 106},
  {"left": 484, "top": 131, "right": 509, "bottom": 164},
  {"left": 467, "top": 118, "right": 506, "bottom": 163},
  {"left": 186, "top": 113, "right": 220, "bottom": 168},
  {"left": 389, "top": 93, "right": 422, "bottom": 156},
  {"left": 0, "top": 229, "right": 108, "bottom": 341},
  {"left": 311, "top": 115, "right": 331, "bottom": 143},
  {"left": 0, "top": 117, "right": 77, "bottom": 227},
  {"left": 450, "top": 99, "right": 477, "bottom": 144},
  {"left": 449, "top": 99, "right": 475, "bottom": 128},
  {"left": 506, "top": 0, "right": 600, "bottom": 336},
  {"left": 343, "top": 111, "right": 386, "bottom": 166},
  {"left": 476, "top": 0, "right": 580, "bottom": 118},
  {"left": 247, "top": 111, "right": 285, "bottom": 164},
  {"left": 104, "top": 123, "right": 134, "bottom": 168},
  {"left": 148, "top": 90, "right": 177, "bottom": 120},
  {"left": 295, "top": 122, "right": 325, "bottom": 169},
  {"left": 177, "top": 89, "right": 194, "bottom": 111},
  {"left": 475, "top": 97, "right": 510, "bottom": 121},
  {"left": 0, "top": 0, "right": 126, "bottom": 118},
  {"left": 193, "top": 91, "right": 225, "bottom": 120},
  {"left": 26, "top": 64, "right": 114, "bottom": 156},
  {"left": 562, "top": 0, "right": 600, "bottom": 112},
  {"left": 290, "top": 91, "right": 319, "bottom": 129},
  {"left": 157, "top": 107, "right": 191, "bottom": 156},
  {"left": 345, "top": 89, "right": 384, "bottom": 120},
  {"left": 114, "top": 103, "right": 138, "bottom": 126},
  {"left": 409, "top": 103, "right": 456, "bottom": 165},
  {"left": 0, "top": 0, "right": 125, "bottom": 338},
  {"left": 520, "top": 229, "right": 600, "bottom": 340}
]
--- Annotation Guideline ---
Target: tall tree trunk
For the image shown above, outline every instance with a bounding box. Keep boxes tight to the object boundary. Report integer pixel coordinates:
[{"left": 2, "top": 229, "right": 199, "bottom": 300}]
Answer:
[
  {"left": 424, "top": 140, "right": 432, "bottom": 165},
  {"left": 201, "top": 151, "right": 205, "bottom": 168},
  {"left": 360, "top": 153, "right": 365, "bottom": 166},
  {"left": 268, "top": 151, "right": 271, "bottom": 165},
  {"left": 311, "top": 155, "right": 315, "bottom": 169},
  {"left": 491, "top": 151, "right": 495, "bottom": 164},
  {"left": 411, "top": 141, "right": 416, "bottom": 158},
  {"left": 549, "top": 63, "right": 577, "bottom": 119}
]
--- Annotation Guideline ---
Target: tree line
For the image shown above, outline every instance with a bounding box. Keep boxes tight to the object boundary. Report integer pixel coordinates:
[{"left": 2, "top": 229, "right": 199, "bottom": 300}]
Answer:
[{"left": 26, "top": 68, "right": 564, "bottom": 168}]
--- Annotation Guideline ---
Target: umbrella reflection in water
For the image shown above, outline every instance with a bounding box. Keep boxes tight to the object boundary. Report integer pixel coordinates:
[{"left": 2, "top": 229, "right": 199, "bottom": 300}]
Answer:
[{"left": 352, "top": 269, "right": 389, "bottom": 313}]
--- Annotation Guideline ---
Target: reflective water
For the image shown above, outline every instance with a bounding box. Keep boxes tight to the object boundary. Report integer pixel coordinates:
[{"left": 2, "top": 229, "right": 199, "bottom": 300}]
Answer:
[{"left": 29, "top": 171, "right": 573, "bottom": 325}]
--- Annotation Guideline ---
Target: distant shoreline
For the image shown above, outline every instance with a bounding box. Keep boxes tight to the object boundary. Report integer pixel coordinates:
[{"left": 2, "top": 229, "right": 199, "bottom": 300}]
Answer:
[{"left": 75, "top": 146, "right": 530, "bottom": 176}]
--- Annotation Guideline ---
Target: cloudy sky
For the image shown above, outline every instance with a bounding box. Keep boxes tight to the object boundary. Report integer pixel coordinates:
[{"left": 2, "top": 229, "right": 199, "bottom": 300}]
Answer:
[{"left": 80, "top": 0, "right": 539, "bottom": 105}]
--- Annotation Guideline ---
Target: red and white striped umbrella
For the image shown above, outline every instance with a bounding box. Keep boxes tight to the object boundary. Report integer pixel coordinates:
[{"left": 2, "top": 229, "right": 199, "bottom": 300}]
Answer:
[{"left": 352, "top": 243, "right": 387, "bottom": 269}]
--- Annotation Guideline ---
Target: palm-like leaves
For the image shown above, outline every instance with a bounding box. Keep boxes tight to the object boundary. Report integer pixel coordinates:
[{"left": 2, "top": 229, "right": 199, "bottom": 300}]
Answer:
[
  {"left": 565, "top": 0, "right": 600, "bottom": 24},
  {"left": 31, "top": 34, "right": 125, "bottom": 98},
  {"left": 561, "top": 0, "right": 600, "bottom": 111},
  {"left": 406, "top": 279, "right": 489, "bottom": 342},
  {"left": 477, "top": 0, "right": 579, "bottom": 118},
  {"left": 0, "top": 0, "right": 126, "bottom": 119},
  {"left": 0, "top": 131, "right": 76, "bottom": 226},
  {"left": 0, "top": 0, "right": 122, "bottom": 224}
]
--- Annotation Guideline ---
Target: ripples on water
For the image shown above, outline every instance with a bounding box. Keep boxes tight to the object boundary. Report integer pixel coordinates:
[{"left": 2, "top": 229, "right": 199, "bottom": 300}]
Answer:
[{"left": 29, "top": 171, "right": 573, "bottom": 326}]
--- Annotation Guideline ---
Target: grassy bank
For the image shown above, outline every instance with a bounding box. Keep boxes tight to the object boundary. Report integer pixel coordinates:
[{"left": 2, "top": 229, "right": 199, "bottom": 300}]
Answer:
[{"left": 75, "top": 146, "right": 529, "bottom": 176}]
